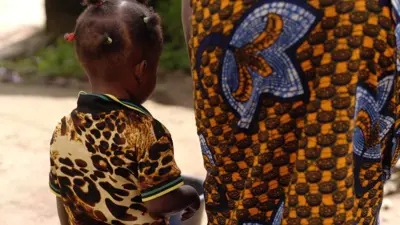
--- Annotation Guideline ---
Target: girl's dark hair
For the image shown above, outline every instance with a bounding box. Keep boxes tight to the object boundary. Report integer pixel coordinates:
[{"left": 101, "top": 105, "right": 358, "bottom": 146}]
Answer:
[{"left": 75, "top": 0, "right": 163, "bottom": 78}]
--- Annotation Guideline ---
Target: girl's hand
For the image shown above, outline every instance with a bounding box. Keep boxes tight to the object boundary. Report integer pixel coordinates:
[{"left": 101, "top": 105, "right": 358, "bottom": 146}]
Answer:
[
  {"left": 181, "top": 196, "right": 201, "bottom": 221},
  {"left": 145, "top": 185, "right": 201, "bottom": 218}
]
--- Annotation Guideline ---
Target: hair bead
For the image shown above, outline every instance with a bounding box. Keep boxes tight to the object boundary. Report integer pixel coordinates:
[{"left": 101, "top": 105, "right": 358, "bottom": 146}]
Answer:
[
  {"left": 97, "top": 0, "right": 104, "bottom": 7},
  {"left": 143, "top": 14, "right": 160, "bottom": 28},
  {"left": 64, "top": 33, "right": 76, "bottom": 42},
  {"left": 104, "top": 33, "right": 113, "bottom": 45},
  {"left": 81, "top": 0, "right": 105, "bottom": 7}
]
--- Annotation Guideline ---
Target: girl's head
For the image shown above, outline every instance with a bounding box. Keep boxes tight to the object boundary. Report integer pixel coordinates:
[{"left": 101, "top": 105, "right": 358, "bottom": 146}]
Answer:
[{"left": 69, "top": 0, "right": 163, "bottom": 103}]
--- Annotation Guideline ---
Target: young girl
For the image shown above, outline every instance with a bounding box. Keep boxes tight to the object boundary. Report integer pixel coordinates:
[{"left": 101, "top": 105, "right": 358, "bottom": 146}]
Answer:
[{"left": 49, "top": 0, "right": 200, "bottom": 224}]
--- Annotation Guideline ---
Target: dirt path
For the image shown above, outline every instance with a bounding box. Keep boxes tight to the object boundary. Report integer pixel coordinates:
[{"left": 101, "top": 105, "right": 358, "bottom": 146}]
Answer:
[{"left": 2, "top": 82, "right": 400, "bottom": 225}]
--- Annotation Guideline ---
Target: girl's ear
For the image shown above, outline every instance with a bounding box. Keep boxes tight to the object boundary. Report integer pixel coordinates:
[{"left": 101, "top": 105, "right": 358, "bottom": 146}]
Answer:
[
  {"left": 134, "top": 60, "right": 148, "bottom": 84},
  {"left": 139, "top": 60, "right": 148, "bottom": 75}
]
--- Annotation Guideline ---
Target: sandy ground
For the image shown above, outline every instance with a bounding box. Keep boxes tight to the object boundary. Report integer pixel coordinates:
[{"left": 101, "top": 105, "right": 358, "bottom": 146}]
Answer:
[
  {"left": 1, "top": 0, "right": 400, "bottom": 224},
  {"left": 1, "top": 82, "right": 400, "bottom": 225}
]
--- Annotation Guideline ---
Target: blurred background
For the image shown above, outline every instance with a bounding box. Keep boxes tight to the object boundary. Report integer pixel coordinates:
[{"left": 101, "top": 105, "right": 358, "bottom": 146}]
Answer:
[{"left": 0, "top": 0, "right": 399, "bottom": 224}]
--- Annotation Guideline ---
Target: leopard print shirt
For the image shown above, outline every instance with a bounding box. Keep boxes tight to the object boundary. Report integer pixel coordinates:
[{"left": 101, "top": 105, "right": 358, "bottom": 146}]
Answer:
[{"left": 49, "top": 93, "right": 183, "bottom": 225}]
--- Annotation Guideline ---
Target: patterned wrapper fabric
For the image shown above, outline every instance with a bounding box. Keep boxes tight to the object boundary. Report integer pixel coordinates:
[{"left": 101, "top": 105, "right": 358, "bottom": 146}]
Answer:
[{"left": 189, "top": 0, "right": 400, "bottom": 224}]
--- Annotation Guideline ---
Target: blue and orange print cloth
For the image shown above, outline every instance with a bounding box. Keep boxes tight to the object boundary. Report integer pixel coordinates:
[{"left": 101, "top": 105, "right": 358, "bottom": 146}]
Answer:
[{"left": 189, "top": 0, "right": 400, "bottom": 224}]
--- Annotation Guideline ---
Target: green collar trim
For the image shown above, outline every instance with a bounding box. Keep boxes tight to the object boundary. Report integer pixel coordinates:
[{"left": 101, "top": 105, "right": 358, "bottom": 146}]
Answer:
[{"left": 78, "top": 91, "right": 151, "bottom": 116}]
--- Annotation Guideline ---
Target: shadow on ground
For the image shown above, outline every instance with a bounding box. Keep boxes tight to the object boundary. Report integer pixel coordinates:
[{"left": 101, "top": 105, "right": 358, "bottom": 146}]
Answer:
[{"left": 0, "top": 72, "right": 194, "bottom": 108}]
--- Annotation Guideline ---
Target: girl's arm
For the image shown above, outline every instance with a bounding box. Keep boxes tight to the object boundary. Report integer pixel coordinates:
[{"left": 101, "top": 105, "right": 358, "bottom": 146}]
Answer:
[
  {"left": 145, "top": 185, "right": 201, "bottom": 220},
  {"left": 56, "top": 198, "right": 70, "bottom": 225},
  {"left": 138, "top": 120, "right": 200, "bottom": 220}
]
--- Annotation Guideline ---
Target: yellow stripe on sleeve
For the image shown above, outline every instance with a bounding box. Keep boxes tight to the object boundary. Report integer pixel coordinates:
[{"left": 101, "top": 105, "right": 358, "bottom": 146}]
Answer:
[{"left": 141, "top": 181, "right": 184, "bottom": 202}]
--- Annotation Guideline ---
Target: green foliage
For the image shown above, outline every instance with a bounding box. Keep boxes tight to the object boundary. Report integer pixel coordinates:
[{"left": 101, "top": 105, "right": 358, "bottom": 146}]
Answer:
[
  {"left": 1, "top": 0, "right": 189, "bottom": 78},
  {"left": 157, "top": 0, "right": 190, "bottom": 71},
  {"left": 160, "top": 44, "right": 190, "bottom": 72},
  {"left": 0, "top": 38, "right": 83, "bottom": 78},
  {"left": 35, "top": 38, "right": 83, "bottom": 77}
]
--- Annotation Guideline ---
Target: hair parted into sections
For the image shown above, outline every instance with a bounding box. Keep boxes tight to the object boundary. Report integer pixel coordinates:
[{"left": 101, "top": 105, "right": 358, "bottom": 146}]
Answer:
[{"left": 74, "top": 0, "right": 162, "bottom": 78}]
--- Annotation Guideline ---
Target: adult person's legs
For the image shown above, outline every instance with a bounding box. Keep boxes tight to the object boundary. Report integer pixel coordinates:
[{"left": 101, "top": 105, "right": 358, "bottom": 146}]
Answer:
[{"left": 183, "top": 0, "right": 400, "bottom": 224}]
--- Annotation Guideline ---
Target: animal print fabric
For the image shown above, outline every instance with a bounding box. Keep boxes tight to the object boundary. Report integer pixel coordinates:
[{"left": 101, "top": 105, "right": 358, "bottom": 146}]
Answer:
[
  {"left": 49, "top": 93, "right": 183, "bottom": 225},
  {"left": 189, "top": 0, "right": 400, "bottom": 224}
]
